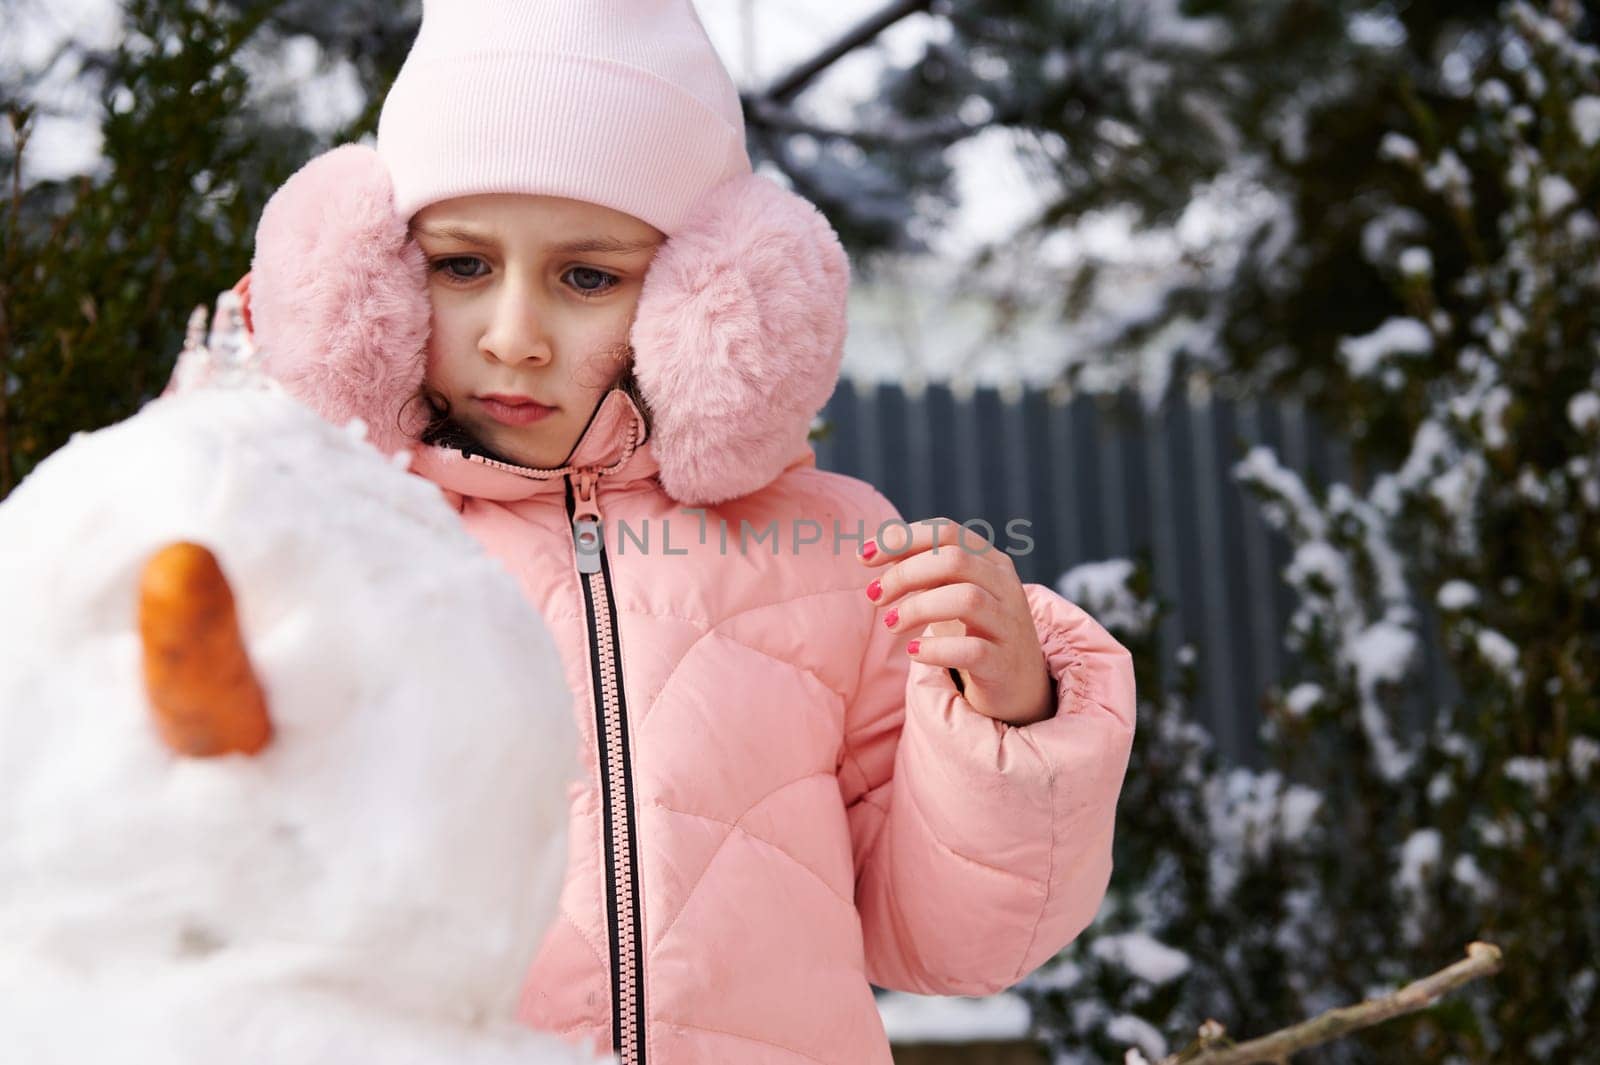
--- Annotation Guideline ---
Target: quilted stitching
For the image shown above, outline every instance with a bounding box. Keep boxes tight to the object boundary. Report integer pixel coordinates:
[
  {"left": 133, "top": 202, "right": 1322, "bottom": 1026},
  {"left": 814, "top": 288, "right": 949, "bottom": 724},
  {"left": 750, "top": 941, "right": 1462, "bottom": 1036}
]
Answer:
[
  {"left": 559, "top": 906, "right": 610, "bottom": 971},
  {"left": 628, "top": 617, "right": 851, "bottom": 735},
  {"left": 898, "top": 758, "right": 1044, "bottom": 889},
  {"left": 653, "top": 1020, "right": 837, "bottom": 1065},
  {"left": 645, "top": 769, "right": 843, "bottom": 950}
]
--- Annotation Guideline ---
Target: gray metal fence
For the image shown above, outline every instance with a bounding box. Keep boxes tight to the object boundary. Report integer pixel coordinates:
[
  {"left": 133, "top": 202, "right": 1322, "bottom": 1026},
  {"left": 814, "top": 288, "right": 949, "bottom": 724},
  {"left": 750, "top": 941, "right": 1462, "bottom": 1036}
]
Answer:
[{"left": 813, "top": 379, "right": 1458, "bottom": 764}]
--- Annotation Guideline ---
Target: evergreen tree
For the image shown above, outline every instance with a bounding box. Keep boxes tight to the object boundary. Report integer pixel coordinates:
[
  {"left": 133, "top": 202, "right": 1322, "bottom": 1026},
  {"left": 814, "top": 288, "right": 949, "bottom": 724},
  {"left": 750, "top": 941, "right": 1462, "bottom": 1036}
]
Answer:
[
  {"left": 0, "top": 0, "right": 417, "bottom": 499},
  {"left": 3, "top": 1, "right": 260, "bottom": 494},
  {"left": 1021, "top": 5, "right": 1598, "bottom": 1060},
  {"left": 746, "top": 1, "right": 1563, "bottom": 432}
]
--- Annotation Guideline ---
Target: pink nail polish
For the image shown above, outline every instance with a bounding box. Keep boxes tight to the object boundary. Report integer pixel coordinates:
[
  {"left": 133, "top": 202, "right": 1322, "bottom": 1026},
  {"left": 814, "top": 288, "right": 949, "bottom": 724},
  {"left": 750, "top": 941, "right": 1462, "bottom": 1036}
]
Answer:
[
  {"left": 866, "top": 579, "right": 881, "bottom": 601},
  {"left": 883, "top": 608, "right": 898, "bottom": 628},
  {"left": 860, "top": 540, "right": 877, "bottom": 560},
  {"left": 906, "top": 639, "right": 920, "bottom": 655}
]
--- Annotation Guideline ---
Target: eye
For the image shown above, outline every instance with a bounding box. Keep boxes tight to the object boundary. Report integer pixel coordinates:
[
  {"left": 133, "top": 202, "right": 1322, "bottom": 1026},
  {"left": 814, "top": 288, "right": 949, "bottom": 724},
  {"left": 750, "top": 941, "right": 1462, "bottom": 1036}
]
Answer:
[
  {"left": 564, "top": 266, "right": 620, "bottom": 298},
  {"left": 431, "top": 256, "right": 488, "bottom": 284}
]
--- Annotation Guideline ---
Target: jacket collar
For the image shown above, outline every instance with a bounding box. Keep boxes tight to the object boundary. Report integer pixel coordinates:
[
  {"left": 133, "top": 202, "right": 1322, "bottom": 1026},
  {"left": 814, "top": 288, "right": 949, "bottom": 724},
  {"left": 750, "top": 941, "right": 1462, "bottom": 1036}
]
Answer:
[{"left": 409, "top": 388, "right": 661, "bottom": 503}]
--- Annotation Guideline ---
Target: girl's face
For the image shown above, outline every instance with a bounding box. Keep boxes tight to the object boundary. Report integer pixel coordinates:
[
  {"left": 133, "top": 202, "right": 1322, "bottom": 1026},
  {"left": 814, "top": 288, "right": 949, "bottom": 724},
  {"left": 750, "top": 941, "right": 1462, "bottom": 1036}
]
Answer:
[{"left": 411, "top": 193, "right": 665, "bottom": 468}]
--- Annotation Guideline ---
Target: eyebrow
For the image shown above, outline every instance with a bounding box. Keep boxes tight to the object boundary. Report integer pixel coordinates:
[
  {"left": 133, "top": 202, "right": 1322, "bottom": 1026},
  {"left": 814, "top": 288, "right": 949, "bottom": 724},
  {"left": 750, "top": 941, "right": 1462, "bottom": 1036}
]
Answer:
[{"left": 411, "top": 222, "right": 659, "bottom": 256}]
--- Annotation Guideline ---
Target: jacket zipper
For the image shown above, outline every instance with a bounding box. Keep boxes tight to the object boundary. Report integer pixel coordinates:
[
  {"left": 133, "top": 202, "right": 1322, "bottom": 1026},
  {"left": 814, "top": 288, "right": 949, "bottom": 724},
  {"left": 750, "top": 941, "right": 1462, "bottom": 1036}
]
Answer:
[{"left": 567, "top": 469, "right": 647, "bottom": 1064}]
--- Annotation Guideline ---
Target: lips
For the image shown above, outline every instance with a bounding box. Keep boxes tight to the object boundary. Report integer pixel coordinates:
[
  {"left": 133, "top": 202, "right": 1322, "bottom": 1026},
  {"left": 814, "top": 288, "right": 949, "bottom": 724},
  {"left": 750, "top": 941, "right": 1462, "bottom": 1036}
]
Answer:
[
  {"left": 478, "top": 393, "right": 550, "bottom": 408},
  {"left": 477, "top": 394, "right": 556, "bottom": 427}
]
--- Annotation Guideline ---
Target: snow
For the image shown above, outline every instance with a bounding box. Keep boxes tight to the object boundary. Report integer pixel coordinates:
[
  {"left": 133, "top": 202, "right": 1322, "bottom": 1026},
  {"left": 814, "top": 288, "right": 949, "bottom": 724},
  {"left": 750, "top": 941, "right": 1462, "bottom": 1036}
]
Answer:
[
  {"left": 1379, "top": 132, "right": 1421, "bottom": 167},
  {"left": 1395, "top": 829, "right": 1442, "bottom": 895},
  {"left": 1399, "top": 246, "right": 1434, "bottom": 279},
  {"left": 1387, "top": 419, "right": 1485, "bottom": 553},
  {"left": 1279, "top": 786, "right": 1323, "bottom": 840},
  {"left": 1203, "top": 769, "right": 1324, "bottom": 899},
  {"left": 1451, "top": 854, "right": 1492, "bottom": 902},
  {"left": 1091, "top": 931, "right": 1193, "bottom": 986},
  {"left": 1024, "top": 959, "right": 1084, "bottom": 992},
  {"left": 874, "top": 991, "right": 1033, "bottom": 1043},
  {"left": 1537, "top": 175, "right": 1578, "bottom": 218},
  {"left": 1475, "top": 817, "right": 1511, "bottom": 849},
  {"left": 1436, "top": 580, "right": 1479, "bottom": 611},
  {"left": 1573, "top": 96, "right": 1600, "bottom": 147},
  {"left": 1349, "top": 630, "right": 1415, "bottom": 758},
  {"left": 1347, "top": 12, "right": 1406, "bottom": 50},
  {"left": 1571, "top": 737, "right": 1600, "bottom": 782},
  {"left": 1478, "top": 79, "right": 1514, "bottom": 111},
  {"left": 1234, "top": 445, "right": 1325, "bottom": 537},
  {"left": 1338, "top": 318, "right": 1433, "bottom": 377},
  {"left": 1361, "top": 207, "right": 1427, "bottom": 265},
  {"left": 1334, "top": 483, "right": 1410, "bottom": 607},
  {"left": 1424, "top": 150, "right": 1473, "bottom": 210},
  {"left": 1530, "top": 1031, "right": 1567, "bottom": 1061},
  {"left": 1571, "top": 456, "right": 1600, "bottom": 510},
  {"left": 1567, "top": 390, "right": 1600, "bottom": 433},
  {"left": 1236, "top": 447, "right": 1419, "bottom": 782},
  {"left": 1473, "top": 628, "right": 1523, "bottom": 687},
  {"left": 1514, "top": 466, "right": 1547, "bottom": 504},
  {"left": 1481, "top": 385, "right": 1511, "bottom": 449},
  {"left": 1107, "top": 1013, "right": 1168, "bottom": 1061},
  {"left": 1502, "top": 756, "right": 1552, "bottom": 799},
  {"left": 1057, "top": 559, "right": 1156, "bottom": 636},
  {"left": 1285, "top": 540, "right": 1347, "bottom": 592},
  {"left": 1348, "top": 619, "right": 1419, "bottom": 777},
  {"left": 1574, "top": 970, "right": 1599, "bottom": 1018},
  {"left": 1429, "top": 454, "right": 1486, "bottom": 535},
  {"left": 1284, "top": 682, "right": 1322, "bottom": 717},
  {"left": 0, "top": 383, "right": 603, "bottom": 1063}
]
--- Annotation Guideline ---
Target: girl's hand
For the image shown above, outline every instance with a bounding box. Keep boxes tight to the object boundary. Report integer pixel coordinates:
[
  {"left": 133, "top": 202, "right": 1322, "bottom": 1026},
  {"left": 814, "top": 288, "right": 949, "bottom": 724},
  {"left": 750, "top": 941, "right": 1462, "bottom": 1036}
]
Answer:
[{"left": 859, "top": 518, "right": 1055, "bottom": 727}]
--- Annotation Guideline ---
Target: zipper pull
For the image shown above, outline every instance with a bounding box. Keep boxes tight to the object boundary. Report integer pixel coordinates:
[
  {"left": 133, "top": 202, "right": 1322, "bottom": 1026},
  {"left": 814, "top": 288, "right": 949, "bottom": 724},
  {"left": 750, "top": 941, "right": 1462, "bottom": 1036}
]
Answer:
[{"left": 572, "top": 470, "right": 603, "bottom": 574}]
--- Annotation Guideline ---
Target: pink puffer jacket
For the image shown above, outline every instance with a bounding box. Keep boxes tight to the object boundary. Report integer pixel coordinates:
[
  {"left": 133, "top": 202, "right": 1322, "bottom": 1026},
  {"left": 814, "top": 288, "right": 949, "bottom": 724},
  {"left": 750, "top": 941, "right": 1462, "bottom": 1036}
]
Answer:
[{"left": 242, "top": 145, "right": 1136, "bottom": 1065}]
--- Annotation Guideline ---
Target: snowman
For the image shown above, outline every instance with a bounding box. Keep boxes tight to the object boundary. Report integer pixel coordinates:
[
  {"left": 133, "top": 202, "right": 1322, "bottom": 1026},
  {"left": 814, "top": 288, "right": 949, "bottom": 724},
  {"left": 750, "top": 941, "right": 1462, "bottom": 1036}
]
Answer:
[{"left": 0, "top": 300, "right": 614, "bottom": 1064}]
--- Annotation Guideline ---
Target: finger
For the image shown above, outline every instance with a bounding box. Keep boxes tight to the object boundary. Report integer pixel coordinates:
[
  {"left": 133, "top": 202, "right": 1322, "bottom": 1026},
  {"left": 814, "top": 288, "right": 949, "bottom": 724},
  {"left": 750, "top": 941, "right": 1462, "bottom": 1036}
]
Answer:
[
  {"left": 881, "top": 582, "right": 1004, "bottom": 640},
  {"left": 858, "top": 517, "right": 1000, "bottom": 567},
  {"left": 865, "top": 542, "right": 1010, "bottom": 610},
  {"left": 905, "top": 633, "right": 992, "bottom": 671}
]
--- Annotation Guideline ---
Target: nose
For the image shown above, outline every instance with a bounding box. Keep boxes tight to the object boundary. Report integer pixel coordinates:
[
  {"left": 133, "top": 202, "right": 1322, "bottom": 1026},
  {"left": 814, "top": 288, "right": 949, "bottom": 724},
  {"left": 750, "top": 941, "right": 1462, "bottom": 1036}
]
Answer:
[{"left": 479, "top": 280, "right": 554, "bottom": 367}]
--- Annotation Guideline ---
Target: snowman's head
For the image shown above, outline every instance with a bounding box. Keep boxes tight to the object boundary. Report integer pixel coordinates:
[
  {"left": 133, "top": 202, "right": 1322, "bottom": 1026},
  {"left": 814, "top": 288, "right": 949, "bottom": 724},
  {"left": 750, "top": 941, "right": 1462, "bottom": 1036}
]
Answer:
[{"left": 0, "top": 385, "right": 577, "bottom": 1026}]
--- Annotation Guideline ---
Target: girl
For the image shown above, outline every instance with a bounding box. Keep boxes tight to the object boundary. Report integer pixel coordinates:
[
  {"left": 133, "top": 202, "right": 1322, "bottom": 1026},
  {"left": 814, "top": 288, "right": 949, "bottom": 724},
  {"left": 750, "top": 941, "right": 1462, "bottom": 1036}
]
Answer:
[{"left": 235, "top": 2, "right": 1136, "bottom": 1062}]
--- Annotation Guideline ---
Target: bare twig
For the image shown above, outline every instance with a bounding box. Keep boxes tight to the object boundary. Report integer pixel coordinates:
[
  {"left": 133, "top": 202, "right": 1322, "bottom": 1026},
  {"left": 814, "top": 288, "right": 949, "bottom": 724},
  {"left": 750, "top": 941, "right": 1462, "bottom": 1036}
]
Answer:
[
  {"left": 742, "top": 1, "right": 1045, "bottom": 159},
  {"left": 762, "top": 0, "right": 936, "bottom": 104},
  {"left": 1159, "top": 942, "right": 1503, "bottom": 1065},
  {"left": 742, "top": 92, "right": 1014, "bottom": 149}
]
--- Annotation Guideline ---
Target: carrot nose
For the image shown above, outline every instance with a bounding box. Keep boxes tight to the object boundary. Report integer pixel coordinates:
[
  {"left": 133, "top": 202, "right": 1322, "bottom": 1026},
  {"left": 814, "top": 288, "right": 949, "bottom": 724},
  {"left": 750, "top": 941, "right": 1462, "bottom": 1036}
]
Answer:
[{"left": 138, "top": 542, "right": 272, "bottom": 757}]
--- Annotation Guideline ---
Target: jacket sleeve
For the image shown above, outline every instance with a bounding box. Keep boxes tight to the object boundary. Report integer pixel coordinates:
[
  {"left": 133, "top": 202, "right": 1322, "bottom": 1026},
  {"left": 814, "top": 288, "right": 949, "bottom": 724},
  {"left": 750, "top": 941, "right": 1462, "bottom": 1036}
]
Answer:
[{"left": 836, "top": 491, "right": 1137, "bottom": 996}]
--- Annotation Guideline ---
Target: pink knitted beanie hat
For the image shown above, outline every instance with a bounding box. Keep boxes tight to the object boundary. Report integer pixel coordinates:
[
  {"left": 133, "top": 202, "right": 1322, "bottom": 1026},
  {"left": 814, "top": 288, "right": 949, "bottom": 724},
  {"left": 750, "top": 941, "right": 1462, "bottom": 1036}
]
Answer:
[{"left": 374, "top": 0, "right": 752, "bottom": 234}]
